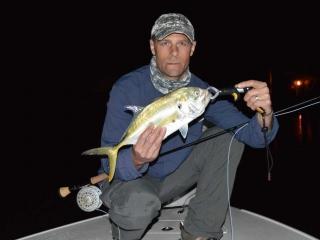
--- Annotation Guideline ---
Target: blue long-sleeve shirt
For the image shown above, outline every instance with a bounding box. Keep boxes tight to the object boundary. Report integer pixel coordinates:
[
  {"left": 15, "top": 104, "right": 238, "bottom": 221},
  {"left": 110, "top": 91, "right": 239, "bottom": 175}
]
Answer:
[{"left": 100, "top": 65, "right": 279, "bottom": 181}]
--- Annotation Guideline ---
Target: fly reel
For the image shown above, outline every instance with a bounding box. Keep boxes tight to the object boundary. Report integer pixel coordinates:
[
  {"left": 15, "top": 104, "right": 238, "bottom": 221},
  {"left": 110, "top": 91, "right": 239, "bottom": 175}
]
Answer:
[{"left": 76, "top": 185, "right": 102, "bottom": 212}]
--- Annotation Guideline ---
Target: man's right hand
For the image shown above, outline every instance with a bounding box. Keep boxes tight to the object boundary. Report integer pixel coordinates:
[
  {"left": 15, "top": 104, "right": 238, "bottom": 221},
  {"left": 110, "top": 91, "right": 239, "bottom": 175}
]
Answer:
[{"left": 132, "top": 125, "right": 166, "bottom": 169}]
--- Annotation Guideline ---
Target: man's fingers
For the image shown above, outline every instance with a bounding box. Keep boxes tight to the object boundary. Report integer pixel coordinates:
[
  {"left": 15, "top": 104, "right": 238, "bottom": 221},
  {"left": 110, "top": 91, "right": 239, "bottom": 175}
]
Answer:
[
  {"left": 134, "top": 126, "right": 166, "bottom": 157},
  {"left": 136, "top": 124, "right": 155, "bottom": 146},
  {"left": 243, "top": 85, "right": 269, "bottom": 101},
  {"left": 144, "top": 126, "right": 161, "bottom": 145},
  {"left": 247, "top": 93, "right": 272, "bottom": 113},
  {"left": 145, "top": 127, "right": 166, "bottom": 158},
  {"left": 236, "top": 80, "right": 267, "bottom": 89},
  {"left": 144, "top": 127, "right": 165, "bottom": 148}
]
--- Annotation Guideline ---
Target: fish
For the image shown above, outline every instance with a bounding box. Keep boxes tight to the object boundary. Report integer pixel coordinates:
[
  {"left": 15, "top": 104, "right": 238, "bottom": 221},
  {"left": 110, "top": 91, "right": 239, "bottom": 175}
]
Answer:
[{"left": 82, "top": 87, "right": 212, "bottom": 182}]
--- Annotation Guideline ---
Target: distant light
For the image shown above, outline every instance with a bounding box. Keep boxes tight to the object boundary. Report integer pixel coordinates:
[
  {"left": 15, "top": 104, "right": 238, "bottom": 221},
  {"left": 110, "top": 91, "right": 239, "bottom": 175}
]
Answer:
[
  {"left": 291, "top": 79, "right": 309, "bottom": 90},
  {"left": 294, "top": 80, "right": 302, "bottom": 87}
]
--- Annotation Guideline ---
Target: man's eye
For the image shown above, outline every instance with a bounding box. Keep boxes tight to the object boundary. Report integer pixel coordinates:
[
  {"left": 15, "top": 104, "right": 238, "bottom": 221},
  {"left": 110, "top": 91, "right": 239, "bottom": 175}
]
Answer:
[
  {"left": 178, "top": 41, "right": 189, "bottom": 47},
  {"left": 160, "top": 41, "right": 170, "bottom": 46}
]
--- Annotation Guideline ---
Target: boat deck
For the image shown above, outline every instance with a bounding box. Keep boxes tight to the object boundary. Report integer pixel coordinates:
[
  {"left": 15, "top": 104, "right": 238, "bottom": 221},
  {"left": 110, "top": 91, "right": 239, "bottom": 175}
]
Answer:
[{"left": 18, "top": 206, "right": 317, "bottom": 240}]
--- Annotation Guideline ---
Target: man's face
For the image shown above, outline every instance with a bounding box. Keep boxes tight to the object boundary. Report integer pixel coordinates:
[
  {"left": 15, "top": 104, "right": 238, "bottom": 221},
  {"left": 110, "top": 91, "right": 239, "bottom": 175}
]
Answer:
[{"left": 150, "top": 33, "right": 196, "bottom": 80}]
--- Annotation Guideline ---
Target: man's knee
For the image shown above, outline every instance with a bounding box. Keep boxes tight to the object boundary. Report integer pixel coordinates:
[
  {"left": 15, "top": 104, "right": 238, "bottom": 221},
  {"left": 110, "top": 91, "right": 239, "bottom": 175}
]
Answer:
[
  {"left": 101, "top": 179, "right": 161, "bottom": 230},
  {"left": 111, "top": 189, "right": 161, "bottom": 229}
]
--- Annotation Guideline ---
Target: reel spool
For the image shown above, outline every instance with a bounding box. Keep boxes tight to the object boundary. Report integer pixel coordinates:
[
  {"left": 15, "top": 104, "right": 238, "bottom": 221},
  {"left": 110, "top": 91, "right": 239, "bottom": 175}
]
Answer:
[{"left": 76, "top": 185, "right": 102, "bottom": 212}]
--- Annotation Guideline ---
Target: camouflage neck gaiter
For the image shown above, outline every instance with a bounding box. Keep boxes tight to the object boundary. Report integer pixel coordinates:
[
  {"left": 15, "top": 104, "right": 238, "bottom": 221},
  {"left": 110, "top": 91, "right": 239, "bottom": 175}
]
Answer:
[{"left": 150, "top": 56, "right": 191, "bottom": 94}]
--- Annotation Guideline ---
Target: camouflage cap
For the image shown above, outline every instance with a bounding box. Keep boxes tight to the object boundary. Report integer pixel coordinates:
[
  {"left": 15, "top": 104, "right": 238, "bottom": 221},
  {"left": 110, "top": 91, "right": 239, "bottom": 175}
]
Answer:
[{"left": 151, "top": 13, "right": 195, "bottom": 41}]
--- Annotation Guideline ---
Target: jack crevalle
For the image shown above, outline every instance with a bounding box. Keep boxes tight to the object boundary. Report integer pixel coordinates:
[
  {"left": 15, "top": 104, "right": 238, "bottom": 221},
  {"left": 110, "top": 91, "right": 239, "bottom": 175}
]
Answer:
[{"left": 82, "top": 87, "right": 213, "bottom": 181}]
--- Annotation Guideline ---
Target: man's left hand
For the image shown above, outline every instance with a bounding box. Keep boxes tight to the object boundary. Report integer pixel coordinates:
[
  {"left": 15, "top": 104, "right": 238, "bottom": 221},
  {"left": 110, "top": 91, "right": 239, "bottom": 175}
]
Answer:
[{"left": 235, "top": 80, "right": 274, "bottom": 128}]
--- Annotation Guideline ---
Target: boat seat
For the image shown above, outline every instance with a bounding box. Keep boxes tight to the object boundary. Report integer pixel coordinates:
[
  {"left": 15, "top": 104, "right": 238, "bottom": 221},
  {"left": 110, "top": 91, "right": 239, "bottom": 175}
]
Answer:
[{"left": 163, "top": 187, "right": 196, "bottom": 208}]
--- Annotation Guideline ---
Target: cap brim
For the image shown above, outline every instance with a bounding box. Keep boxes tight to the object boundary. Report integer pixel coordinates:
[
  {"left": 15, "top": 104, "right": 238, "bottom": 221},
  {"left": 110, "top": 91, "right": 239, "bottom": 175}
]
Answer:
[{"left": 155, "top": 30, "right": 193, "bottom": 42}]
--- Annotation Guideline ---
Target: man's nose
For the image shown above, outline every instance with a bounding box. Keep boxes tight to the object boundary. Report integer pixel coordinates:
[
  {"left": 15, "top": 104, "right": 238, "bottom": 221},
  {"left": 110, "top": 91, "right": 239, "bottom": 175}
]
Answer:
[{"left": 170, "top": 44, "right": 178, "bottom": 56}]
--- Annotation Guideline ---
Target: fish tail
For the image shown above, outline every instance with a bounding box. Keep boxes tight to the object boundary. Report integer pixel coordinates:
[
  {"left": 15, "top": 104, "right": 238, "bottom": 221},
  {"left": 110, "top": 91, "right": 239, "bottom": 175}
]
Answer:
[{"left": 82, "top": 146, "right": 119, "bottom": 182}]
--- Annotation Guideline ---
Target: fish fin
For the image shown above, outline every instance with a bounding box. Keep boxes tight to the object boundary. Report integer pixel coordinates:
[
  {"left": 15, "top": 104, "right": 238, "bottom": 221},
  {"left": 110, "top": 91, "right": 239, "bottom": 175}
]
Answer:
[
  {"left": 105, "top": 147, "right": 119, "bottom": 182},
  {"left": 124, "top": 105, "right": 144, "bottom": 115},
  {"left": 179, "top": 124, "right": 189, "bottom": 139},
  {"left": 81, "top": 147, "right": 110, "bottom": 156},
  {"left": 231, "top": 92, "right": 239, "bottom": 101},
  {"left": 82, "top": 146, "right": 119, "bottom": 182}
]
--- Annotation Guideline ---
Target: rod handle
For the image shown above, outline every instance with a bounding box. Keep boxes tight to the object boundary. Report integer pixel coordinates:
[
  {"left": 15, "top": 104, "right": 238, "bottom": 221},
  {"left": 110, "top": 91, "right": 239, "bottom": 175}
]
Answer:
[{"left": 58, "top": 173, "right": 109, "bottom": 198}]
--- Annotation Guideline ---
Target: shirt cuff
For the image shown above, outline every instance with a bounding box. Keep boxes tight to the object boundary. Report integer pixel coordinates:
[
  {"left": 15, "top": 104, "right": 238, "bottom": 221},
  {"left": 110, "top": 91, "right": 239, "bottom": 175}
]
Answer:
[
  {"left": 252, "top": 113, "right": 279, "bottom": 143},
  {"left": 116, "top": 147, "right": 149, "bottom": 180}
]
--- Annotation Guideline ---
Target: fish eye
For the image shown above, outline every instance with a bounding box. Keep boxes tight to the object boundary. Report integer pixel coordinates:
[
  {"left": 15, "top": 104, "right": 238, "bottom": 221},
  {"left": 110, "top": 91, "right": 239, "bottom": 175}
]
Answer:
[
  {"left": 177, "top": 103, "right": 182, "bottom": 109},
  {"left": 194, "top": 90, "right": 200, "bottom": 96}
]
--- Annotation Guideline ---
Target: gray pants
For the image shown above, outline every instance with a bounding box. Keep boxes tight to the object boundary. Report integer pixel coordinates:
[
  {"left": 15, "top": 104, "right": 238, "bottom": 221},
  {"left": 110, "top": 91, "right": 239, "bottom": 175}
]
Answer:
[{"left": 100, "top": 127, "right": 244, "bottom": 240}]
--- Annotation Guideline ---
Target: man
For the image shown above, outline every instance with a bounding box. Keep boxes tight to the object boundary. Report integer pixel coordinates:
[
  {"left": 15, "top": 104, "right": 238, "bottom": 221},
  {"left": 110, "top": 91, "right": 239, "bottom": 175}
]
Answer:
[{"left": 98, "top": 13, "right": 279, "bottom": 240}]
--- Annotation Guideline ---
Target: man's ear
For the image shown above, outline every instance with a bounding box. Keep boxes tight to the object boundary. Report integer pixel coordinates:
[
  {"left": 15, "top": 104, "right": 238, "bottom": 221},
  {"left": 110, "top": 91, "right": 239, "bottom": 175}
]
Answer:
[
  {"left": 190, "top": 41, "right": 197, "bottom": 56},
  {"left": 150, "top": 39, "right": 155, "bottom": 55}
]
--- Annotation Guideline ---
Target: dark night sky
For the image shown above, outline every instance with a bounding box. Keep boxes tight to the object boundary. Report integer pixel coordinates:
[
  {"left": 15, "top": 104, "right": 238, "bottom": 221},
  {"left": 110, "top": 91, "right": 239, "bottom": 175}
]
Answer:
[{"left": 6, "top": 2, "right": 320, "bottom": 239}]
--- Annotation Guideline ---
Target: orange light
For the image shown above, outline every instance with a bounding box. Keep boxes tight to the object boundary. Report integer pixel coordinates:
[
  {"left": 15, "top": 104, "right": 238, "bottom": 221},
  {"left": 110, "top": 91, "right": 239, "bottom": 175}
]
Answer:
[{"left": 294, "top": 80, "right": 302, "bottom": 87}]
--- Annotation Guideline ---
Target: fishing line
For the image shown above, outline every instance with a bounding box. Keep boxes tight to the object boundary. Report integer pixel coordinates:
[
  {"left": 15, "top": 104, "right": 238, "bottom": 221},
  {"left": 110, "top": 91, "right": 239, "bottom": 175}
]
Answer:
[
  {"left": 159, "top": 123, "right": 248, "bottom": 156},
  {"left": 227, "top": 123, "right": 248, "bottom": 240},
  {"left": 159, "top": 96, "right": 320, "bottom": 156},
  {"left": 274, "top": 96, "right": 320, "bottom": 115},
  {"left": 159, "top": 96, "right": 319, "bottom": 239},
  {"left": 224, "top": 97, "right": 319, "bottom": 240},
  {"left": 118, "top": 225, "right": 121, "bottom": 240},
  {"left": 95, "top": 208, "right": 108, "bottom": 214},
  {"left": 275, "top": 100, "right": 320, "bottom": 117},
  {"left": 216, "top": 97, "right": 319, "bottom": 239},
  {"left": 71, "top": 95, "right": 318, "bottom": 235}
]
